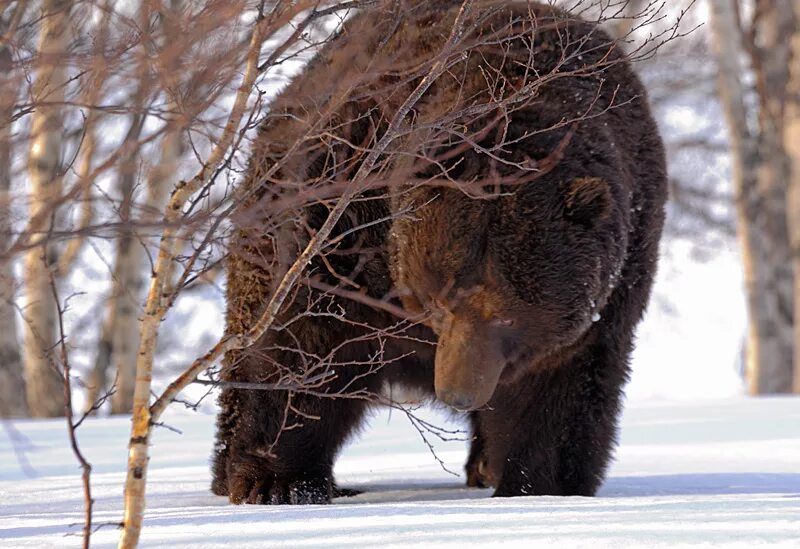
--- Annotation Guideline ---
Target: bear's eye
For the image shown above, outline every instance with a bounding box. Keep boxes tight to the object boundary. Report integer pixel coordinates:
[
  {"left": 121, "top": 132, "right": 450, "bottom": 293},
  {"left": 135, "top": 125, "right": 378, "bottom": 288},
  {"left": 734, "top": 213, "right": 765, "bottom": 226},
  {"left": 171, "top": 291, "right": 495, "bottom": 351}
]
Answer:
[{"left": 491, "top": 318, "right": 515, "bottom": 327}]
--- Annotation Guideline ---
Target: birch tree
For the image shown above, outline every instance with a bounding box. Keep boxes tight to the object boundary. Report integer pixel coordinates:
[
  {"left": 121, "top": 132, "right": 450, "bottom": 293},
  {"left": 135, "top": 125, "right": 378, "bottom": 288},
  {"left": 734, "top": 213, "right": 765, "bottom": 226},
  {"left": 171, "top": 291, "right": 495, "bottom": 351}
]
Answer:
[
  {"left": 107, "top": 115, "right": 147, "bottom": 414},
  {"left": 751, "top": 2, "right": 796, "bottom": 392},
  {"left": 786, "top": 0, "right": 800, "bottom": 393},
  {"left": 106, "top": 118, "right": 184, "bottom": 414},
  {"left": 709, "top": 0, "right": 796, "bottom": 394},
  {"left": 22, "top": 0, "right": 73, "bottom": 417},
  {"left": 83, "top": 83, "right": 148, "bottom": 415},
  {"left": 109, "top": 0, "right": 188, "bottom": 414},
  {"left": 0, "top": 3, "right": 27, "bottom": 417}
]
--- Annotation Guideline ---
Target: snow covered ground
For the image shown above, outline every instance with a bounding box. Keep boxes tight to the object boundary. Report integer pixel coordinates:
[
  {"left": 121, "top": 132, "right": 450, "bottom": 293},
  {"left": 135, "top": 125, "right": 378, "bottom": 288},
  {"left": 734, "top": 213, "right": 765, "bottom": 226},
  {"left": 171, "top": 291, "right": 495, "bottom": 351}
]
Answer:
[{"left": 2, "top": 397, "right": 799, "bottom": 548}]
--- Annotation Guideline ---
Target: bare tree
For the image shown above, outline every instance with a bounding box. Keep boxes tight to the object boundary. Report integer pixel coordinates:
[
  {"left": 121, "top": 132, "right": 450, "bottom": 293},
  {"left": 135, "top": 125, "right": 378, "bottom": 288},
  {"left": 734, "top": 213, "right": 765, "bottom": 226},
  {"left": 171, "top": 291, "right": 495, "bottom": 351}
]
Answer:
[
  {"left": 786, "top": 0, "right": 800, "bottom": 393},
  {"left": 109, "top": 0, "right": 189, "bottom": 414},
  {"left": 72, "top": 0, "right": 116, "bottom": 413},
  {"left": 0, "top": 3, "right": 28, "bottom": 417},
  {"left": 709, "top": 0, "right": 796, "bottom": 394},
  {"left": 22, "top": 0, "right": 74, "bottom": 417},
  {"left": 118, "top": 3, "right": 274, "bottom": 543},
  {"left": 606, "top": 0, "right": 650, "bottom": 39},
  {"left": 605, "top": 2, "right": 733, "bottom": 247},
  {"left": 105, "top": 108, "right": 148, "bottom": 414},
  {"left": 51, "top": 278, "right": 94, "bottom": 549}
]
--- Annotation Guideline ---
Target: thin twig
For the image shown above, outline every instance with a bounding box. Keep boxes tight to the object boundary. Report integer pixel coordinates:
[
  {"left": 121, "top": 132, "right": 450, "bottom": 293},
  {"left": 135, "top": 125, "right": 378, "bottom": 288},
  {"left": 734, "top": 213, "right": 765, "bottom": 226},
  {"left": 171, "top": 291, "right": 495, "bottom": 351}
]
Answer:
[{"left": 49, "top": 276, "right": 92, "bottom": 549}]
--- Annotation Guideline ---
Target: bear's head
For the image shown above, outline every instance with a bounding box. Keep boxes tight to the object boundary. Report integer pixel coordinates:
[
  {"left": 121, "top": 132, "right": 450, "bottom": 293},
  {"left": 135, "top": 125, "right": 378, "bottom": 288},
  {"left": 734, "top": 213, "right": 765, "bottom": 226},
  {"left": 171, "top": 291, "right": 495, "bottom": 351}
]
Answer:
[{"left": 392, "top": 176, "right": 628, "bottom": 411}]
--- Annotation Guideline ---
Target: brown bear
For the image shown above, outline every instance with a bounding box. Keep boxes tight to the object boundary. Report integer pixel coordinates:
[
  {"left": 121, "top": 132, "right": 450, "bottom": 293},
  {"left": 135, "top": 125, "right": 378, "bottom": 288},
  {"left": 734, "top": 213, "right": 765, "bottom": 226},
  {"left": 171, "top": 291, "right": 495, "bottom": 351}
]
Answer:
[{"left": 211, "top": 0, "right": 667, "bottom": 504}]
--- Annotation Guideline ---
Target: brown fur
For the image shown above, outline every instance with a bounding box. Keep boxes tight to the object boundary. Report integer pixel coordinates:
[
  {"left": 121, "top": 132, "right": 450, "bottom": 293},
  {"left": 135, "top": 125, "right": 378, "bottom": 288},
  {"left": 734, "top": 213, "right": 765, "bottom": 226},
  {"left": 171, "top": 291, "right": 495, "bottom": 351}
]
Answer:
[{"left": 212, "top": 0, "right": 667, "bottom": 503}]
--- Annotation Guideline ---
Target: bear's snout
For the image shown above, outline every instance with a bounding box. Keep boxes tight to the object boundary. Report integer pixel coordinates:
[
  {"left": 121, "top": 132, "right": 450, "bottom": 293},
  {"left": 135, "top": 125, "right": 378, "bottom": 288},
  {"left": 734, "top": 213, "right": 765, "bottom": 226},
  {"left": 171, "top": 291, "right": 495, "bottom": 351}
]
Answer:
[
  {"left": 436, "top": 388, "right": 477, "bottom": 411},
  {"left": 434, "top": 316, "right": 505, "bottom": 411}
]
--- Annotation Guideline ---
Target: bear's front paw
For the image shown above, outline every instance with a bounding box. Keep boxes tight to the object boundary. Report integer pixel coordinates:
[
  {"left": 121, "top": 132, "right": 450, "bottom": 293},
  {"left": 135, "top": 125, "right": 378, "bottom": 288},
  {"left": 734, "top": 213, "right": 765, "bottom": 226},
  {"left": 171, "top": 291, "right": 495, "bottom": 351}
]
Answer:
[
  {"left": 227, "top": 463, "right": 332, "bottom": 505},
  {"left": 466, "top": 455, "right": 496, "bottom": 488}
]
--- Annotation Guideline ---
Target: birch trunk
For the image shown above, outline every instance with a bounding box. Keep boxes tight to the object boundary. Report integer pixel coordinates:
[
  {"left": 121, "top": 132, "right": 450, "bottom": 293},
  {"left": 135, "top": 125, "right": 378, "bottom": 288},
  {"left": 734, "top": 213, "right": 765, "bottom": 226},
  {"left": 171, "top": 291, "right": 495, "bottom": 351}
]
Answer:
[
  {"left": 108, "top": 233, "right": 144, "bottom": 414},
  {"left": 709, "top": 0, "right": 794, "bottom": 394},
  {"left": 85, "top": 76, "right": 146, "bottom": 413},
  {"left": 107, "top": 0, "right": 186, "bottom": 414},
  {"left": 786, "top": 0, "right": 800, "bottom": 393},
  {"left": 84, "top": 295, "right": 117, "bottom": 412},
  {"left": 0, "top": 5, "right": 27, "bottom": 417},
  {"left": 71, "top": 118, "right": 104, "bottom": 413},
  {"left": 0, "top": 50, "right": 27, "bottom": 417},
  {"left": 108, "top": 107, "right": 185, "bottom": 415},
  {"left": 0, "top": 164, "right": 26, "bottom": 417},
  {"left": 0, "top": 133, "right": 26, "bottom": 418},
  {"left": 749, "top": 1, "right": 795, "bottom": 393},
  {"left": 107, "top": 114, "right": 145, "bottom": 415},
  {"left": 22, "top": 0, "right": 71, "bottom": 417},
  {"left": 86, "top": 141, "right": 143, "bottom": 413}
]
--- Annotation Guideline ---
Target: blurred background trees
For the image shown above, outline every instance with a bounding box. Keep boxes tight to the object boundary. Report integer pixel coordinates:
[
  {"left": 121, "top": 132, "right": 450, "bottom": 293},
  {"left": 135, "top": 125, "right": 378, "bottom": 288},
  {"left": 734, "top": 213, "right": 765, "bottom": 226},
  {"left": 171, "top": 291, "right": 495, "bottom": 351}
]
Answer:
[
  {"left": 0, "top": 0, "right": 799, "bottom": 423},
  {"left": 1, "top": 0, "right": 262, "bottom": 417},
  {"left": 0, "top": 2, "right": 27, "bottom": 417},
  {"left": 709, "top": 0, "right": 799, "bottom": 393}
]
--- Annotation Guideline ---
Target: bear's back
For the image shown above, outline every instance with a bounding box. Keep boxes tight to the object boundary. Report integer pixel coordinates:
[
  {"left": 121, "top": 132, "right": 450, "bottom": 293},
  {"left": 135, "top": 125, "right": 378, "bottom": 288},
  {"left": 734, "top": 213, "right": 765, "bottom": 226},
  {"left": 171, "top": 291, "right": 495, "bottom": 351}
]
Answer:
[{"left": 244, "top": 1, "right": 661, "bottom": 197}]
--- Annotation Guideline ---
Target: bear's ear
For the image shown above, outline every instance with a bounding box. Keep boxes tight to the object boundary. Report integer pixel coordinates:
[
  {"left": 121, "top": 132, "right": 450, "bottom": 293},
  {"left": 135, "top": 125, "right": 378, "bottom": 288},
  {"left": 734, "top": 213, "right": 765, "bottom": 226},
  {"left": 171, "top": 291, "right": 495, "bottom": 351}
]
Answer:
[{"left": 563, "top": 177, "right": 612, "bottom": 229}]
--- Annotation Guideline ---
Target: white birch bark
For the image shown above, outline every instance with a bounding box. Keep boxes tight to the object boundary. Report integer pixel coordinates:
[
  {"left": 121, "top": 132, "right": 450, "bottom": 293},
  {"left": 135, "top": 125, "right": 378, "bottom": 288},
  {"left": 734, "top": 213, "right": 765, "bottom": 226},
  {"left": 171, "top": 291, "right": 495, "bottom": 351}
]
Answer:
[
  {"left": 118, "top": 13, "right": 270, "bottom": 543},
  {"left": 106, "top": 114, "right": 145, "bottom": 415},
  {"left": 0, "top": 161, "right": 26, "bottom": 417},
  {"left": 110, "top": 122, "right": 183, "bottom": 414},
  {"left": 84, "top": 295, "right": 117, "bottom": 412},
  {"left": 22, "top": 0, "right": 72, "bottom": 417},
  {"left": 0, "top": 4, "right": 27, "bottom": 417},
  {"left": 709, "top": 0, "right": 794, "bottom": 394},
  {"left": 785, "top": 0, "right": 800, "bottom": 393},
  {"left": 750, "top": 1, "right": 795, "bottom": 393},
  {"left": 108, "top": 0, "right": 186, "bottom": 413}
]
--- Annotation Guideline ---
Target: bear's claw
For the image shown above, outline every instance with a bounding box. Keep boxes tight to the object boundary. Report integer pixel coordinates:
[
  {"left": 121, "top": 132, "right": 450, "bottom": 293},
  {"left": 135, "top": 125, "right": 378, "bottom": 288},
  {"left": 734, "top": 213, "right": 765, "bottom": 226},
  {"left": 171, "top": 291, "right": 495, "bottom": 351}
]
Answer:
[{"left": 228, "top": 469, "right": 332, "bottom": 505}]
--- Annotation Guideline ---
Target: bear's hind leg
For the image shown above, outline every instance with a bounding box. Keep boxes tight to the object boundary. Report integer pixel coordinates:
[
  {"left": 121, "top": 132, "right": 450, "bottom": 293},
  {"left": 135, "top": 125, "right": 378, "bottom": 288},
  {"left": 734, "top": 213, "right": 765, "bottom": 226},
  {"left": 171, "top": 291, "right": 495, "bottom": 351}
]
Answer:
[{"left": 210, "top": 386, "right": 240, "bottom": 496}]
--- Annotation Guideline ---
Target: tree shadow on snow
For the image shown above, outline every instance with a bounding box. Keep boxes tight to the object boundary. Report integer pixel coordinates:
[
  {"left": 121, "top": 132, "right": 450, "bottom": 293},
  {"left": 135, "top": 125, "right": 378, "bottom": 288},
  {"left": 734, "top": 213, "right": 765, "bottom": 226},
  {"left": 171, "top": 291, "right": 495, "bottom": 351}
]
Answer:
[
  {"left": 335, "top": 479, "right": 491, "bottom": 504},
  {"left": 335, "top": 473, "right": 800, "bottom": 504},
  {"left": 599, "top": 472, "right": 800, "bottom": 498}
]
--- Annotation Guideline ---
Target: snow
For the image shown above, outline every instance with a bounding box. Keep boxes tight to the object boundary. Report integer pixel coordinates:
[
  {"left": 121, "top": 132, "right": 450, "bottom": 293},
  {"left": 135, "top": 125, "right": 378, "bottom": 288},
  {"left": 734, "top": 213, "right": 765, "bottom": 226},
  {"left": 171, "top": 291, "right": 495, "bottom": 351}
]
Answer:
[
  {"left": 2, "top": 397, "right": 799, "bottom": 548},
  {"left": 628, "top": 240, "right": 747, "bottom": 402}
]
